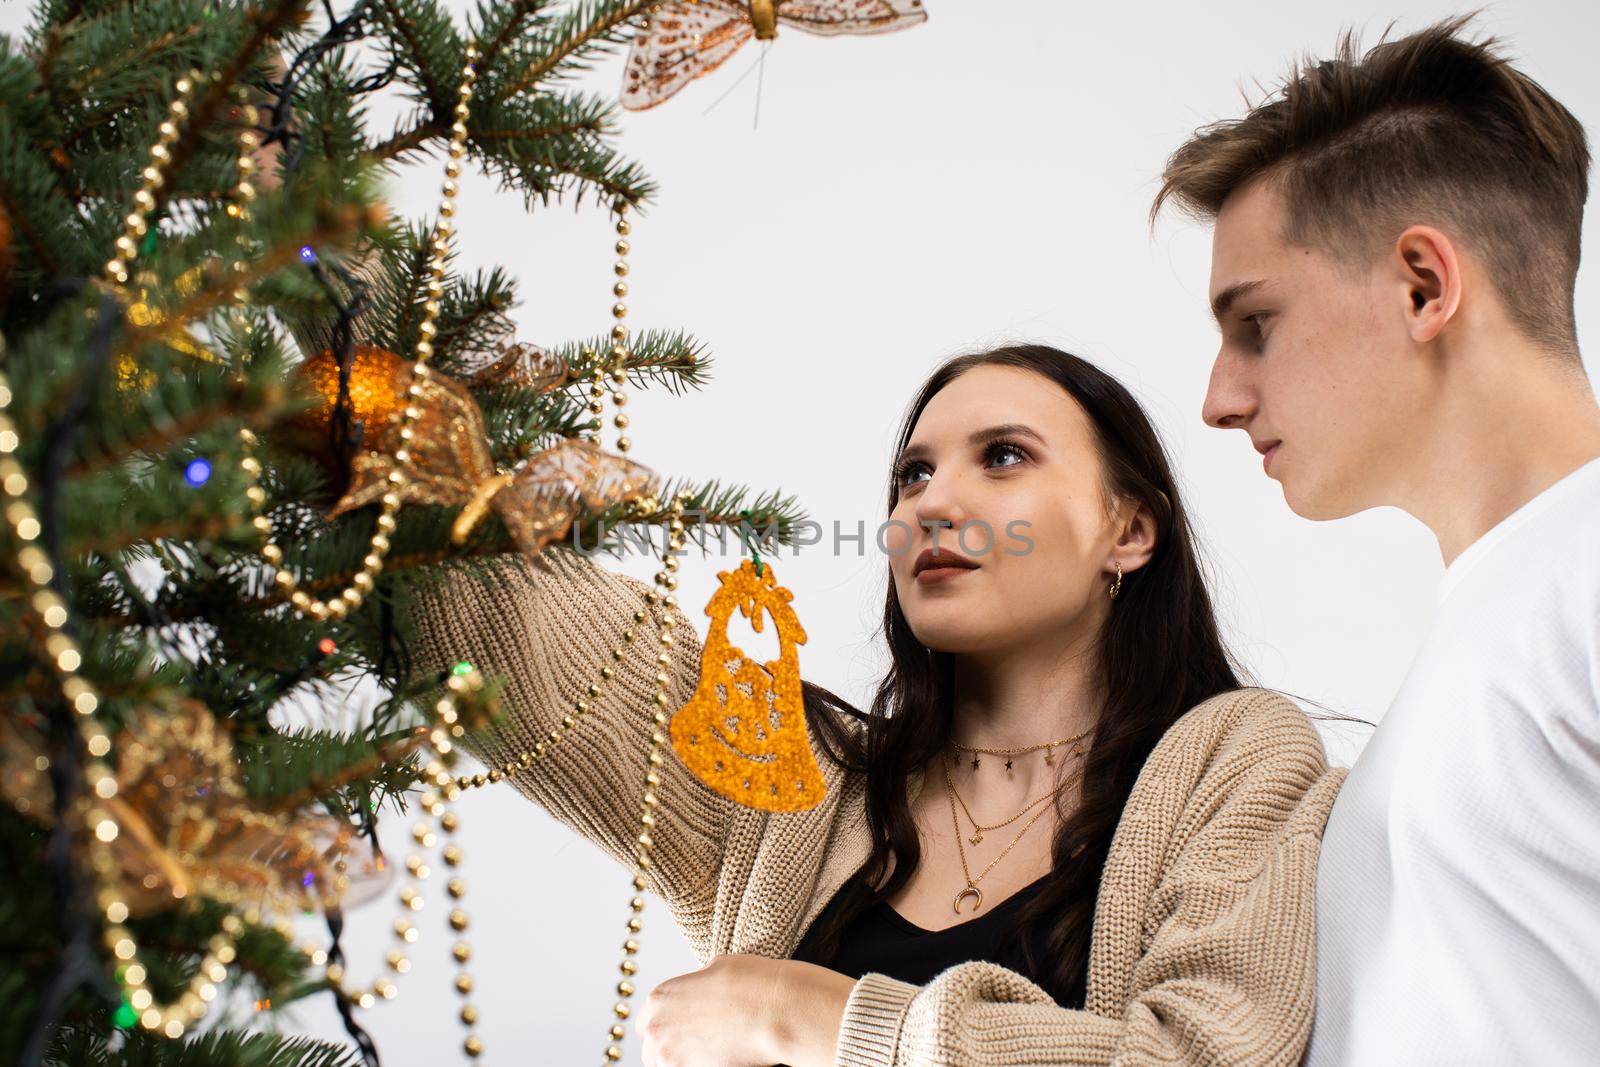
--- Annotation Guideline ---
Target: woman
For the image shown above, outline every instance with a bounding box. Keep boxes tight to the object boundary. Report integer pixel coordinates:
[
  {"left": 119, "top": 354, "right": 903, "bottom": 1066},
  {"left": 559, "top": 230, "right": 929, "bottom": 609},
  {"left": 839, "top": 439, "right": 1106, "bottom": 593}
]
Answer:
[{"left": 405, "top": 344, "right": 1346, "bottom": 1065}]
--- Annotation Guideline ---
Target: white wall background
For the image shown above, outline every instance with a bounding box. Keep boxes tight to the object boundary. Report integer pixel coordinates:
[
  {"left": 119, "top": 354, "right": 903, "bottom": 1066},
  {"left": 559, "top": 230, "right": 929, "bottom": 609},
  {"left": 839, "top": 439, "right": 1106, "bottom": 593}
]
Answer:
[{"left": 7, "top": 1, "right": 1597, "bottom": 1063}]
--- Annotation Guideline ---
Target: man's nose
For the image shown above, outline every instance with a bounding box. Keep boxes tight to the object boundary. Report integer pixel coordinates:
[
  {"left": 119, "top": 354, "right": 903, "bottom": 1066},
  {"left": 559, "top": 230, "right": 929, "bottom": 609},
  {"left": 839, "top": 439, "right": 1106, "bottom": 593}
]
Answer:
[{"left": 1201, "top": 350, "right": 1254, "bottom": 430}]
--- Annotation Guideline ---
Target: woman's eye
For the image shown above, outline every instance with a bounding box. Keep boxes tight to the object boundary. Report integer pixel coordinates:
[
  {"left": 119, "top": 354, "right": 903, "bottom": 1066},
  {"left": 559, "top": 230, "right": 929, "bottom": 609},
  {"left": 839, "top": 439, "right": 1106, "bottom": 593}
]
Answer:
[
  {"left": 896, "top": 442, "right": 1027, "bottom": 488},
  {"left": 895, "top": 460, "right": 929, "bottom": 487},
  {"left": 988, "top": 442, "right": 1026, "bottom": 469}
]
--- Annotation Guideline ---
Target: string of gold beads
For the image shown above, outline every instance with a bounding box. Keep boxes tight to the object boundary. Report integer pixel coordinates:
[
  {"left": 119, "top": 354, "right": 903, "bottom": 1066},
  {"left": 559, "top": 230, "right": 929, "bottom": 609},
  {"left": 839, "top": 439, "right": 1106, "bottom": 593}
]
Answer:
[
  {"left": 307, "top": 666, "right": 487, "bottom": 1059},
  {"left": 438, "top": 489, "right": 687, "bottom": 1066},
  {"left": 606, "top": 492, "right": 686, "bottom": 1064},
  {"left": 90, "top": 49, "right": 490, "bottom": 1046},
  {"left": 224, "top": 76, "right": 462, "bottom": 1021},
  {"left": 0, "top": 356, "right": 238, "bottom": 1039},
  {"left": 452, "top": 197, "right": 654, "bottom": 798},
  {"left": 236, "top": 43, "right": 481, "bottom": 624},
  {"left": 104, "top": 69, "right": 204, "bottom": 286},
  {"left": 448, "top": 490, "right": 690, "bottom": 801},
  {"left": 608, "top": 199, "right": 633, "bottom": 454},
  {"left": 581, "top": 199, "right": 632, "bottom": 445},
  {"left": 4, "top": 70, "right": 282, "bottom": 1038},
  {"left": 610, "top": 201, "right": 634, "bottom": 456}
]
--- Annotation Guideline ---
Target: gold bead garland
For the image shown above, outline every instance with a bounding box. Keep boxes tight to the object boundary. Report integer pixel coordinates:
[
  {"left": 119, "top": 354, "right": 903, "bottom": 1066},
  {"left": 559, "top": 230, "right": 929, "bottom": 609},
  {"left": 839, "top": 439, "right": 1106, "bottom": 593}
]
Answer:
[
  {"left": 0, "top": 69, "right": 279, "bottom": 1039},
  {"left": 452, "top": 197, "right": 651, "bottom": 801},
  {"left": 583, "top": 200, "right": 634, "bottom": 447},
  {"left": 611, "top": 203, "right": 635, "bottom": 455},
  {"left": 231, "top": 44, "right": 493, "bottom": 1053},
  {"left": 236, "top": 44, "right": 482, "bottom": 624},
  {"left": 79, "top": 33, "right": 680, "bottom": 1063},
  {"left": 303, "top": 667, "right": 488, "bottom": 1058},
  {"left": 104, "top": 70, "right": 204, "bottom": 287},
  {"left": 606, "top": 492, "right": 686, "bottom": 1065},
  {"left": 88, "top": 52, "right": 491, "bottom": 1046},
  {"left": 418, "top": 184, "right": 680, "bottom": 1065},
  {"left": 410, "top": 487, "right": 687, "bottom": 1067},
  {"left": 0, "top": 358, "right": 239, "bottom": 1039}
]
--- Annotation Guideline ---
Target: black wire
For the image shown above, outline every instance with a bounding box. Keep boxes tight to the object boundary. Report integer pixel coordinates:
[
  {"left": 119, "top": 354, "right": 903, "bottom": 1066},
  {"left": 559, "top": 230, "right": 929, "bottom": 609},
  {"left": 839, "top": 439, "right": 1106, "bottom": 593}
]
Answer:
[
  {"left": 323, "top": 908, "right": 382, "bottom": 1067},
  {"left": 252, "top": 0, "right": 380, "bottom": 177}
]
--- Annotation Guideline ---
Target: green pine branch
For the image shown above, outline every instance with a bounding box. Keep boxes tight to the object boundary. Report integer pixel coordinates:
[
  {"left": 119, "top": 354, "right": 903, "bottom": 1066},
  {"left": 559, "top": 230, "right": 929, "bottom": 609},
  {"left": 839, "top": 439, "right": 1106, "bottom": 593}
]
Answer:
[
  {"left": 492, "top": 0, "right": 652, "bottom": 99},
  {"left": 46, "top": 1026, "right": 364, "bottom": 1067}
]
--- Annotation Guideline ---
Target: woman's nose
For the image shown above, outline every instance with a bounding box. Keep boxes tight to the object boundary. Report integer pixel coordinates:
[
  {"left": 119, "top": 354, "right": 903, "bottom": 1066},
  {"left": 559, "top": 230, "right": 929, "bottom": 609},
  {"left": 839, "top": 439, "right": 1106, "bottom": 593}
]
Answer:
[{"left": 911, "top": 470, "right": 967, "bottom": 534}]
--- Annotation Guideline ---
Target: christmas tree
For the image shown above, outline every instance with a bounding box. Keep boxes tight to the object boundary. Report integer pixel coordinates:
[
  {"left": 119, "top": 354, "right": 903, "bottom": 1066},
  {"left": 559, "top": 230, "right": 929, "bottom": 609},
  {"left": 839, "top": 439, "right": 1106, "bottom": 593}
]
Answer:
[{"left": 0, "top": 1, "right": 806, "bottom": 1063}]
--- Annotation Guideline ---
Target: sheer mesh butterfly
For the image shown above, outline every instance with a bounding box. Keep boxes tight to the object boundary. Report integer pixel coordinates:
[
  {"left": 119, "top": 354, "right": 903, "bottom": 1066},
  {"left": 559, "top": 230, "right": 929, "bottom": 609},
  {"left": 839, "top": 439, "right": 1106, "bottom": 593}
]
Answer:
[{"left": 621, "top": 0, "right": 928, "bottom": 111}]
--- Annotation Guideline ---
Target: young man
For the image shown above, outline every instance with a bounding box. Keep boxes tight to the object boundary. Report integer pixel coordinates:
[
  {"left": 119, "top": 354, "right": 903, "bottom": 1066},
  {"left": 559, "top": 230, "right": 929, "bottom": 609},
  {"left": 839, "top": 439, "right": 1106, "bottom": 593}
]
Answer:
[{"left": 1153, "top": 15, "right": 1600, "bottom": 1066}]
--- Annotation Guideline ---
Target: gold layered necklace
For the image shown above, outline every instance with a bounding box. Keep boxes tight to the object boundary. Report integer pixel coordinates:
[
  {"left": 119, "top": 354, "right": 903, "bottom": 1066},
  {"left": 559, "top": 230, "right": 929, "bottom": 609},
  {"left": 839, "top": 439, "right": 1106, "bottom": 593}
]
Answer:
[
  {"left": 950, "top": 726, "right": 1093, "bottom": 771},
  {"left": 940, "top": 756, "right": 1085, "bottom": 915}
]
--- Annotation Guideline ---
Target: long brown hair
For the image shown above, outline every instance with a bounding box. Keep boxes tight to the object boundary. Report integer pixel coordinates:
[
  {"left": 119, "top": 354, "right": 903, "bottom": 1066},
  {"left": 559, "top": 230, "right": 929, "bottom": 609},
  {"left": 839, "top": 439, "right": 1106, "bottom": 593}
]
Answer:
[{"left": 797, "top": 344, "right": 1247, "bottom": 1007}]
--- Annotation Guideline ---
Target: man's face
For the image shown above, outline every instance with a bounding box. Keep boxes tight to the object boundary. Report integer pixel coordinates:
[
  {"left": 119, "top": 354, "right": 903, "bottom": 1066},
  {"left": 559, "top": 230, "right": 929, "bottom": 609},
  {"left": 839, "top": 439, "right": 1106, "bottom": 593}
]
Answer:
[{"left": 1202, "top": 178, "right": 1426, "bottom": 519}]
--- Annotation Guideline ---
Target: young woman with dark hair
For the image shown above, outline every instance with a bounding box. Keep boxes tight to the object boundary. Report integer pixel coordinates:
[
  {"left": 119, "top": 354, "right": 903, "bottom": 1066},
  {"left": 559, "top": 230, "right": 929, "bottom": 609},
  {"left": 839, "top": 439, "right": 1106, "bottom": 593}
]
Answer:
[{"left": 406, "top": 343, "right": 1345, "bottom": 1066}]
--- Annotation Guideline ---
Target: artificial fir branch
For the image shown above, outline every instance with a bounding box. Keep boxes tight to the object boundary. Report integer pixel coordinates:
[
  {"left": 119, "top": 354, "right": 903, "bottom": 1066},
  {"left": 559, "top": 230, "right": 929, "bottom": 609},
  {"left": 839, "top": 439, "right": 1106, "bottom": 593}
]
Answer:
[
  {"left": 63, "top": 375, "right": 275, "bottom": 480},
  {"left": 154, "top": 0, "right": 315, "bottom": 214},
  {"left": 496, "top": 0, "right": 653, "bottom": 99},
  {"left": 472, "top": 0, "right": 549, "bottom": 74},
  {"left": 123, "top": 201, "right": 380, "bottom": 351}
]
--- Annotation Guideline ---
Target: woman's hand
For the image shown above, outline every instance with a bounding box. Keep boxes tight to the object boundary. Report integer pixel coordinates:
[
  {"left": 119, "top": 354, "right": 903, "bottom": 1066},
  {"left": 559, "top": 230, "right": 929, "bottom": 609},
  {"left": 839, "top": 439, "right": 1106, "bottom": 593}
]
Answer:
[{"left": 638, "top": 953, "right": 857, "bottom": 1067}]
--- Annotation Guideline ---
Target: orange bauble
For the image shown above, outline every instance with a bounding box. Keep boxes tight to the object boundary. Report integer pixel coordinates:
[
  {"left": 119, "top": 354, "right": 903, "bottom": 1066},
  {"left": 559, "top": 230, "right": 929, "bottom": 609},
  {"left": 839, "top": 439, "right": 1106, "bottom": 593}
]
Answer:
[{"left": 291, "top": 345, "right": 412, "bottom": 445}]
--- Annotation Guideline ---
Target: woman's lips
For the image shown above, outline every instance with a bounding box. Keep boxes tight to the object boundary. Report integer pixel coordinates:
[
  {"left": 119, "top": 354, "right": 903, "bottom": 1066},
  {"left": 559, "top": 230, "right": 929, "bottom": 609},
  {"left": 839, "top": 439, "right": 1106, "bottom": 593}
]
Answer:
[{"left": 915, "top": 564, "right": 978, "bottom": 586}]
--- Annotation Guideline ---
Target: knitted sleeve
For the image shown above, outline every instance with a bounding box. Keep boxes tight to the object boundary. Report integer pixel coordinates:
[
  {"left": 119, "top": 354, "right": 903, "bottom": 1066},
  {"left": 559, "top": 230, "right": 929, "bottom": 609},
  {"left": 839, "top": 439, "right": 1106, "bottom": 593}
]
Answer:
[
  {"left": 401, "top": 547, "right": 732, "bottom": 917},
  {"left": 831, "top": 690, "right": 1347, "bottom": 1067}
]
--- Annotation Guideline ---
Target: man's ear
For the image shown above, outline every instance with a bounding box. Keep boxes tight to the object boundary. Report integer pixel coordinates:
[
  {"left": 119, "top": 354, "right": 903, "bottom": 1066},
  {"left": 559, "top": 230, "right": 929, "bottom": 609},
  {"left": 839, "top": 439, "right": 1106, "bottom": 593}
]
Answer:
[{"left": 1393, "top": 225, "right": 1463, "bottom": 344}]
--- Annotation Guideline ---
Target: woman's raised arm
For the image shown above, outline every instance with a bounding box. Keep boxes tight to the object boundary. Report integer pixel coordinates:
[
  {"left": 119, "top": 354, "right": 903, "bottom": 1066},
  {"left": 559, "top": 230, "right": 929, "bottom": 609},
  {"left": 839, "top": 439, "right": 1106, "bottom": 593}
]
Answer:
[{"left": 402, "top": 547, "right": 736, "bottom": 916}]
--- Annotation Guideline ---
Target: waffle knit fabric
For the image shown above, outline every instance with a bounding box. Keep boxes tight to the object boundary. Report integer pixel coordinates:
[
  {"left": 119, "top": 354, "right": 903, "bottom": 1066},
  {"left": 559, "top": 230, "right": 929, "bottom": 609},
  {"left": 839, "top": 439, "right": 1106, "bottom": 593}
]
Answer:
[{"left": 404, "top": 548, "right": 1347, "bottom": 1066}]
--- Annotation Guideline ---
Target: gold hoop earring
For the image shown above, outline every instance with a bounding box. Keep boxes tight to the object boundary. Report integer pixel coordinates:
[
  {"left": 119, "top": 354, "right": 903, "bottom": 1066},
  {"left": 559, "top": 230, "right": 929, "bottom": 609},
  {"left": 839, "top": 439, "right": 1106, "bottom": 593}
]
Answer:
[{"left": 1108, "top": 561, "right": 1123, "bottom": 600}]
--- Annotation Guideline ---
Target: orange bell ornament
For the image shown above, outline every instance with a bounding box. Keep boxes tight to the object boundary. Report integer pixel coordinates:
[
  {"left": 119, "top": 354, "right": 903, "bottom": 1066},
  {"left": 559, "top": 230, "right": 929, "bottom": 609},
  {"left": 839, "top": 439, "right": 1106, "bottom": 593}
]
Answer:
[{"left": 669, "top": 558, "right": 826, "bottom": 812}]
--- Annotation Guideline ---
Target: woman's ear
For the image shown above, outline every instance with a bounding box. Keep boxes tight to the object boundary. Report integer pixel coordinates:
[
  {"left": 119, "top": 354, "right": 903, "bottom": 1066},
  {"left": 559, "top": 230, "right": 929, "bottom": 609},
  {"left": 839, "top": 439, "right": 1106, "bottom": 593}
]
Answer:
[{"left": 1112, "top": 500, "right": 1158, "bottom": 575}]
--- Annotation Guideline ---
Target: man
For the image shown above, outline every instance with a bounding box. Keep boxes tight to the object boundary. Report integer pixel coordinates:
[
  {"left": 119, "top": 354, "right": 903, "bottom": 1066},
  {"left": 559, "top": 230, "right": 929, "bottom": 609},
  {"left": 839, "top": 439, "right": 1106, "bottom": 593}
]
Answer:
[{"left": 1153, "top": 14, "right": 1600, "bottom": 1065}]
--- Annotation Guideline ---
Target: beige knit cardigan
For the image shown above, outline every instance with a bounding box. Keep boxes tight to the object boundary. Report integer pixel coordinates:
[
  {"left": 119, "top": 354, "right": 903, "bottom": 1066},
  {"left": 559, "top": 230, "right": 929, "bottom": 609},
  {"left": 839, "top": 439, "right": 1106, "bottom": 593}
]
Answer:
[{"left": 404, "top": 548, "right": 1347, "bottom": 1066}]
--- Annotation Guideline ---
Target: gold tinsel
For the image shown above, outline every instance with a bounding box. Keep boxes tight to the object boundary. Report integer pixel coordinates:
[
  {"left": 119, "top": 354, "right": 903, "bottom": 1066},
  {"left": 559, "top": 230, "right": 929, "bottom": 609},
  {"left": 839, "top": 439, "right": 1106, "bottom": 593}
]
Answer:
[
  {"left": 0, "top": 696, "right": 374, "bottom": 918},
  {"left": 326, "top": 362, "right": 659, "bottom": 556}
]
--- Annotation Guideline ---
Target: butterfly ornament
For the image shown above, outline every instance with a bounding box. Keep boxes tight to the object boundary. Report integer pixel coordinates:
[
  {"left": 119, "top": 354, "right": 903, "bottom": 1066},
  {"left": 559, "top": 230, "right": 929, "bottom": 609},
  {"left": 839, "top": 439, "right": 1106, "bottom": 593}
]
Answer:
[{"left": 621, "top": 0, "right": 928, "bottom": 110}]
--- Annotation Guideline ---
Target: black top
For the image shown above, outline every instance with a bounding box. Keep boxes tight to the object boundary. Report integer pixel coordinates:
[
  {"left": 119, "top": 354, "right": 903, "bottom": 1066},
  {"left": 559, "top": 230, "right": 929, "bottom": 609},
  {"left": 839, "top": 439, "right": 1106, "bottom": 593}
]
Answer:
[{"left": 790, "top": 873, "right": 1051, "bottom": 989}]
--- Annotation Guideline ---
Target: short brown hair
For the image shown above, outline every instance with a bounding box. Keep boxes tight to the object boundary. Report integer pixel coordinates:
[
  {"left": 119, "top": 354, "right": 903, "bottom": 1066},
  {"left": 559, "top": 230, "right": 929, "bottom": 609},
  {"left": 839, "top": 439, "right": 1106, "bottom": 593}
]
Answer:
[{"left": 1153, "top": 13, "right": 1590, "bottom": 354}]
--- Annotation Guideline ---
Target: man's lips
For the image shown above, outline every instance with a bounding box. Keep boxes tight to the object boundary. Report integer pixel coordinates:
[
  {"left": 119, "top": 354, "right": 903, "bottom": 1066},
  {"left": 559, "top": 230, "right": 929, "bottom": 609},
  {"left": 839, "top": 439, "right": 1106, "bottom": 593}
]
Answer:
[{"left": 1253, "top": 439, "right": 1282, "bottom": 473}]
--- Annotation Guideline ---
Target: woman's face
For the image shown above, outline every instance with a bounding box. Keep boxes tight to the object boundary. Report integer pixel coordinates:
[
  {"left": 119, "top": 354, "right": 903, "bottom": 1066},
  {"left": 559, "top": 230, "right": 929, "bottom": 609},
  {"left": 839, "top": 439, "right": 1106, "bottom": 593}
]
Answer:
[{"left": 885, "top": 364, "right": 1137, "bottom": 658}]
